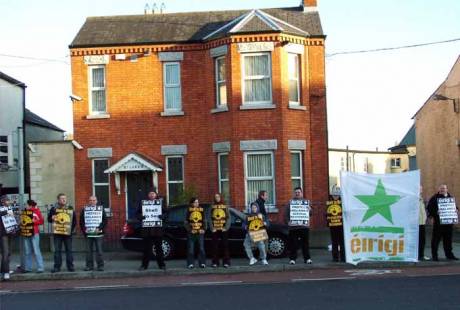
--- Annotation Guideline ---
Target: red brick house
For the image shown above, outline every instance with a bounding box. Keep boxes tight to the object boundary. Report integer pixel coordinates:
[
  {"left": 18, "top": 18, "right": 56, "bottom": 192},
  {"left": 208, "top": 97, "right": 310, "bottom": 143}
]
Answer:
[{"left": 69, "top": 0, "right": 329, "bottom": 232}]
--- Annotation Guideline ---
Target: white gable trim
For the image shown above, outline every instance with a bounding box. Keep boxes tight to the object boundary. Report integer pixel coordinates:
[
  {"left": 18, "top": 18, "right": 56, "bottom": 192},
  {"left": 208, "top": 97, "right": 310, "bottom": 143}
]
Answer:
[
  {"left": 202, "top": 12, "right": 249, "bottom": 41},
  {"left": 105, "top": 153, "right": 163, "bottom": 173},
  {"left": 257, "top": 10, "right": 310, "bottom": 36}
]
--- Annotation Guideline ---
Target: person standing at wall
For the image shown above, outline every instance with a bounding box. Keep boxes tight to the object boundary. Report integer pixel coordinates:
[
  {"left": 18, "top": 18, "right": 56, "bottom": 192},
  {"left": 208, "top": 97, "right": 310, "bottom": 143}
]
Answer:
[
  {"left": 48, "top": 193, "right": 76, "bottom": 272},
  {"left": 136, "top": 190, "right": 167, "bottom": 270},
  {"left": 243, "top": 202, "right": 268, "bottom": 266},
  {"left": 209, "top": 193, "right": 231, "bottom": 268},
  {"left": 21, "top": 200, "right": 45, "bottom": 273},
  {"left": 184, "top": 197, "right": 207, "bottom": 268},
  {"left": 427, "top": 184, "right": 459, "bottom": 261},
  {"left": 0, "top": 195, "right": 19, "bottom": 281},
  {"left": 80, "top": 196, "right": 108, "bottom": 271},
  {"left": 326, "top": 188, "right": 345, "bottom": 262},
  {"left": 287, "top": 187, "right": 312, "bottom": 265}
]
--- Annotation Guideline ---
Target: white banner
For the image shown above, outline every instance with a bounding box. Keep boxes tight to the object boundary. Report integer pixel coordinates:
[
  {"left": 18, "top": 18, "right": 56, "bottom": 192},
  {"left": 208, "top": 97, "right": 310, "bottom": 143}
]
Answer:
[
  {"left": 341, "top": 171, "right": 420, "bottom": 265},
  {"left": 289, "top": 200, "right": 310, "bottom": 227},
  {"left": 438, "top": 198, "right": 458, "bottom": 224},
  {"left": 142, "top": 199, "right": 162, "bottom": 228},
  {"left": 84, "top": 205, "right": 103, "bottom": 234}
]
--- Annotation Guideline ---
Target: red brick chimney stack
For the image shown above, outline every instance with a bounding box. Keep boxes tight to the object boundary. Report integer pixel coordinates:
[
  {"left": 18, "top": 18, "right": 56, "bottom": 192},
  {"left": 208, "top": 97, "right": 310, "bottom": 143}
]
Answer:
[{"left": 302, "top": 0, "right": 317, "bottom": 12}]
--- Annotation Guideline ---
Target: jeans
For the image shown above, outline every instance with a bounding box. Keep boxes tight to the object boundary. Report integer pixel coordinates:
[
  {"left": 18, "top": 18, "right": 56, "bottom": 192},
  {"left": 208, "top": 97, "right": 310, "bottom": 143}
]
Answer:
[
  {"left": 431, "top": 224, "right": 454, "bottom": 259},
  {"left": 53, "top": 235, "right": 74, "bottom": 270},
  {"left": 288, "top": 228, "right": 311, "bottom": 261},
  {"left": 23, "top": 234, "right": 44, "bottom": 272},
  {"left": 330, "top": 226, "right": 345, "bottom": 262},
  {"left": 211, "top": 230, "right": 230, "bottom": 265},
  {"left": 419, "top": 225, "right": 426, "bottom": 259},
  {"left": 142, "top": 236, "right": 165, "bottom": 268},
  {"left": 85, "top": 237, "right": 104, "bottom": 268},
  {"left": 243, "top": 234, "right": 266, "bottom": 260},
  {"left": 0, "top": 235, "right": 10, "bottom": 273},
  {"left": 187, "top": 234, "right": 205, "bottom": 266}
]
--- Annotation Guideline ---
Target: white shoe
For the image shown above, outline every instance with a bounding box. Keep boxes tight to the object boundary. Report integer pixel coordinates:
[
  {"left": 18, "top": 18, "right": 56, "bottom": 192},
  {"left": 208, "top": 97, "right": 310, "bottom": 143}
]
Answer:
[
  {"left": 262, "top": 259, "right": 268, "bottom": 265},
  {"left": 289, "top": 260, "right": 296, "bottom": 265},
  {"left": 187, "top": 264, "right": 194, "bottom": 269},
  {"left": 305, "top": 259, "right": 312, "bottom": 264},
  {"left": 423, "top": 256, "right": 430, "bottom": 261},
  {"left": 249, "top": 258, "right": 257, "bottom": 265},
  {"left": 3, "top": 272, "right": 10, "bottom": 280}
]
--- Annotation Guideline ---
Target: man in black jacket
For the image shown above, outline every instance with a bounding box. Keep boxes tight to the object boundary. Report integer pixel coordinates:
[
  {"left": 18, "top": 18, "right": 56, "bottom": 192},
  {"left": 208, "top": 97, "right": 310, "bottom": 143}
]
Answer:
[
  {"left": 427, "top": 184, "right": 458, "bottom": 261},
  {"left": 256, "top": 190, "right": 268, "bottom": 217}
]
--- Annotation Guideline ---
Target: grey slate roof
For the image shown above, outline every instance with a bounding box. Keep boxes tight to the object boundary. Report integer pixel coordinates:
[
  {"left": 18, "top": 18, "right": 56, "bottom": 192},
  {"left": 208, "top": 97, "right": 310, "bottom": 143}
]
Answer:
[
  {"left": 25, "top": 109, "right": 65, "bottom": 132},
  {"left": 70, "top": 6, "right": 323, "bottom": 48},
  {"left": 0, "top": 71, "right": 26, "bottom": 88}
]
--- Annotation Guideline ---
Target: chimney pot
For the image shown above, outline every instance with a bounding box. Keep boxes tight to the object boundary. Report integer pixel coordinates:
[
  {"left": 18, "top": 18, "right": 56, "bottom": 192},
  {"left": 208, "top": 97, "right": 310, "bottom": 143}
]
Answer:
[{"left": 302, "top": 0, "right": 317, "bottom": 12}]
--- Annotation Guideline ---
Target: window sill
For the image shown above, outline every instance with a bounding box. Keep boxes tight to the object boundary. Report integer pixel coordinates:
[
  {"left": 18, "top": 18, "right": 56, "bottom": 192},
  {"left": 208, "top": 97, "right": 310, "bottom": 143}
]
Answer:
[
  {"left": 160, "top": 111, "right": 185, "bottom": 117},
  {"left": 239, "top": 103, "right": 276, "bottom": 110},
  {"left": 266, "top": 206, "right": 279, "bottom": 214},
  {"left": 86, "top": 114, "right": 110, "bottom": 119},
  {"left": 211, "top": 106, "right": 229, "bottom": 114},
  {"left": 288, "top": 104, "right": 307, "bottom": 111}
]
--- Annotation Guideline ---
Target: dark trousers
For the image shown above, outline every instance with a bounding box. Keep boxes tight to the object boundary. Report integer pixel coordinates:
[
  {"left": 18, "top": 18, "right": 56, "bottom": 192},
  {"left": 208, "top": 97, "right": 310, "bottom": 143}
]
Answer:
[
  {"left": 211, "top": 230, "right": 230, "bottom": 265},
  {"left": 53, "top": 235, "right": 74, "bottom": 270},
  {"left": 0, "top": 235, "right": 11, "bottom": 273},
  {"left": 431, "top": 224, "right": 455, "bottom": 259},
  {"left": 187, "top": 234, "right": 205, "bottom": 266},
  {"left": 330, "top": 226, "right": 345, "bottom": 262},
  {"left": 142, "top": 236, "right": 165, "bottom": 268},
  {"left": 418, "top": 225, "right": 426, "bottom": 259},
  {"left": 85, "top": 237, "right": 104, "bottom": 268},
  {"left": 288, "top": 228, "right": 311, "bottom": 261}
]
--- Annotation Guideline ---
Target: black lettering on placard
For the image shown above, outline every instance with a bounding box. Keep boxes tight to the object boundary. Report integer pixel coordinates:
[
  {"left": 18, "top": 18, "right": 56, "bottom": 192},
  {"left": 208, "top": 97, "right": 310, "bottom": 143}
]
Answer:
[
  {"left": 142, "top": 200, "right": 163, "bottom": 228},
  {"left": 53, "top": 208, "right": 73, "bottom": 236},
  {"left": 189, "top": 206, "right": 204, "bottom": 233},
  {"left": 212, "top": 204, "right": 227, "bottom": 230},
  {"left": 20, "top": 210, "right": 34, "bottom": 237},
  {"left": 326, "top": 200, "right": 343, "bottom": 227}
]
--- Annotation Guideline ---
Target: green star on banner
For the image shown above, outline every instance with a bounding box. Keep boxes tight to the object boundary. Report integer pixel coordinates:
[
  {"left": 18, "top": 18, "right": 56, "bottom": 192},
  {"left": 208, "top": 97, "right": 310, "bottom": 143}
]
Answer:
[{"left": 355, "top": 179, "right": 401, "bottom": 224}]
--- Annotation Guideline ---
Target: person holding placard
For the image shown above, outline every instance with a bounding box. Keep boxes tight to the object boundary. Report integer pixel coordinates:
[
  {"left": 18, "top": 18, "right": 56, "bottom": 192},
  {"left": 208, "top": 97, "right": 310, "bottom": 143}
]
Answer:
[
  {"left": 136, "top": 190, "right": 167, "bottom": 270},
  {"left": 184, "top": 197, "right": 207, "bottom": 268},
  {"left": 0, "top": 195, "right": 18, "bottom": 281},
  {"left": 427, "top": 184, "right": 459, "bottom": 261},
  {"left": 80, "top": 196, "right": 108, "bottom": 271},
  {"left": 21, "top": 200, "right": 45, "bottom": 273},
  {"left": 286, "top": 187, "right": 312, "bottom": 265},
  {"left": 209, "top": 193, "right": 231, "bottom": 268},
  {"left": 48, "top": 193, "right": 76, "bottom": 272},
  {"left": 243, "top": 202, "right": 268, "bottom": 266},
  {"left": 326, "top": 188, "right": 345, "bottom": 262}
]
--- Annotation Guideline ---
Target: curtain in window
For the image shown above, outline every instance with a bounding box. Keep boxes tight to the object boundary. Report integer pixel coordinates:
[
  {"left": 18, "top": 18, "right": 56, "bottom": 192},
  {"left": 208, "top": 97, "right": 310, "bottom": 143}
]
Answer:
[
  {"left": 165, "top": 64, "right": 181, "bottom": 110},
  {"left": 246, "top": 154, "right": 274, "bottom": 205},
  {"left": 92, "top": 68, "right": 106, "bottom": 113},
  {"left": 247, "top": 153, "right": 272, "bottom": 177},
  {"left": 216, "top": 58, "right": 227, "bottom": 106},
  {"left": 288, "top": 54, "right": 299, "bottom": 103},
  {"left": 244, "top": 55, "right": 271, "bottom": 103}
]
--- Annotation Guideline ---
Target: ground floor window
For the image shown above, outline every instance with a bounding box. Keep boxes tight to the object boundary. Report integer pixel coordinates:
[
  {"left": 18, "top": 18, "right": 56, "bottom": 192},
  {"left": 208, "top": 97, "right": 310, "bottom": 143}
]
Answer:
[
  {"left": 218, "top": 153, "right": 230, "bottom": 203},
  {"left": 92, "top": 159, "right": 110, "bottom": 211},
  {"left": 166, "top": 156, "right": 184, "bottom": 205},
  {"left": 290, "top": 151, "right": 303, "bottom": 190},
  {"left": 244, "top": 152, "right": 275, "bottom": 206}
]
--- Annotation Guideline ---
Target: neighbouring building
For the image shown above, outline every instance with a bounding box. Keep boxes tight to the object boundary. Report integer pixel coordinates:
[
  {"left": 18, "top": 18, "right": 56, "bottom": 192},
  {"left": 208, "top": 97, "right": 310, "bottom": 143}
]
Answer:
[
  {"left": 413, "top": 55, "right": 460, "bottom": 201},
  {"left": 329, "top": 148, "right": 409, "bottom": 192},
  {"left": 388, "top": 124, "right": 417, "bottom": 171},
  {"left": 69, "top": 0, "right": 329, "bottom": 232}
]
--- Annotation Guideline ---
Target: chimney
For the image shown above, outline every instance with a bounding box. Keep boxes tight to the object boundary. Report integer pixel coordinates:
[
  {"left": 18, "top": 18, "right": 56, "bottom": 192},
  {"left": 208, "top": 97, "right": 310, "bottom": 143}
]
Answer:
[{"left": 302, "top": 0, "right": 317, "bottom": 12}]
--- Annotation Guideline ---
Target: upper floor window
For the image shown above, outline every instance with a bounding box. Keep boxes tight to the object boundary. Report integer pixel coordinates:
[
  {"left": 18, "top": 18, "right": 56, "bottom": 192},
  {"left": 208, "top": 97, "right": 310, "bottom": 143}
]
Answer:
[
  {"left": 391, "top": 158, "right": 401, "bottom": 168},
  {"left": 0, "top": 135, "right": 9, "bottom": 165},
  {"left": 242, "top": 53, "right": 272, "bottom": 105},
  {"left": 89, "top": 66, "right": 106, "bottom": 115},
  {"left": 163, "top": 62, "right": 182, "bottom": 112},
  {"left": 288, "top": 53, "right": 300, "bottom": 105},
  {"left": 215, "top": 57, "right": 227, "bottom": 107}
]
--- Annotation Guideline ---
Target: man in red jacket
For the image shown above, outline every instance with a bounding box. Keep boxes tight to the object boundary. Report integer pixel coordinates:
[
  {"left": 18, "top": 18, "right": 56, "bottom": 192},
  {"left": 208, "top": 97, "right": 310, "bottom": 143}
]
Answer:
[{"left": 21, "top": 200, "right": 45, "bottom": 273}]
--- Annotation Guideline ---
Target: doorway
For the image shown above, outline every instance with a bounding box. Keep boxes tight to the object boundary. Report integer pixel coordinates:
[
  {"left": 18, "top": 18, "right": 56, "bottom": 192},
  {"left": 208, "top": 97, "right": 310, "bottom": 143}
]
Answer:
[{"left": 126, "top": 172, "right": 153, "bottom": 220}]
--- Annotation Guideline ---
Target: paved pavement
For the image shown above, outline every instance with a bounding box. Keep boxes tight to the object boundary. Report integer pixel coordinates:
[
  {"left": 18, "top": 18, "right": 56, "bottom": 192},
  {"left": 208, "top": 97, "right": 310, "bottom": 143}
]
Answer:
[{"left": 5, "top": 242, "right": 460, "bottom": 282}]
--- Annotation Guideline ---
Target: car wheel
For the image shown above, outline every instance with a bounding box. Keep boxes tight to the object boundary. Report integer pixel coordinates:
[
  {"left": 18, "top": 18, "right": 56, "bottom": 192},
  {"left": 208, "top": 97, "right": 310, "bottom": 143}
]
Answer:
[
  {"left": 152, "top": 237, "right": 174, "bottom": 260},
  {"left": 268, "top": 235, "right": 287, "bottom": 258}
]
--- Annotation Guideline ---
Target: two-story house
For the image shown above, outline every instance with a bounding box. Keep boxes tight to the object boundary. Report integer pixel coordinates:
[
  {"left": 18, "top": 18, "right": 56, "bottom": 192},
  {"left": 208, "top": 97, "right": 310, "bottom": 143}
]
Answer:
[{"left": 70, "top": 0, "right": 329, "bottom": 230}]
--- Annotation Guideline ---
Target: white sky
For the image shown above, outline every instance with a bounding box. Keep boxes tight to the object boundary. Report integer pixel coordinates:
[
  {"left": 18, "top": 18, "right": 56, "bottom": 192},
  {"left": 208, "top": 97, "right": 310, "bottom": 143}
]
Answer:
[{"left": 0, "top": 0, "right": 459, "bottom": 150}]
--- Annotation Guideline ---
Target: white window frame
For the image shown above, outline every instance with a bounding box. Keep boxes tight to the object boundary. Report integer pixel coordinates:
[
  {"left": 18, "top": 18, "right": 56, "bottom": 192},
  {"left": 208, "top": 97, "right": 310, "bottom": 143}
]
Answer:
[
  {"left": 165, "top": 155, "right": 184, "bottom": 205},
  {"left": 215, "top": 56, "right": 227, "bottom": 107},
  {"left": 92, "top": 158, "right": 110, "bottom": 208},
  {"left": 290, "top": 151, "right": 303, "bottom": 190},
  {"left": 288, "top": 53, "right": 301, "bottom": 106},
  {"left": 241, "top": 52, "right": 273, "bottom": 105},
  {"left": 163, "top": 62, "right": 182, "bottom": 112},
  {"left": 244, "top": 151, "right": 276, "bottom": 206},
  {"left": 391, "top": 158, "right": 401, "bottom": 168},
  {"left": 88, "top": 65, "right": 107, "bottom": 115},
  {"left": 218, "top": 152, "right": 229, "bottom": 199}
]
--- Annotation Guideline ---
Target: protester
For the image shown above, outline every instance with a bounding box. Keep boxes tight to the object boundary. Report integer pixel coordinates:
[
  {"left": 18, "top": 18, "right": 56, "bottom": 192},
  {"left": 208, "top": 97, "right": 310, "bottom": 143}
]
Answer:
[
  {"left": 0, "top": 195, "right": 18, "bottom": 281},
  {"left": 326, "top": 188, "right": 345, "bottom": 262},
  {"left": 80, "top": 196, "right": 108, "bottom": 271},
  {"left": 136, "top": 190, "right": 167, "bottom": 270},
  {"left": 418, "top": 186, "right": 429, "bottom": 261},
  {"left": 48, "top": 193, "right": 76, "bottom": 272},
  {"left": 209, "top": 193, "right": 231, "bottom": 268},
  {"left": 427, "top": 184, "right": 459, "bottom": 261},
  {"left": 255, "top": 190, "right": 270, "bottom": 253},
  {"left": 287, "top": 187, "right": 312, "bottom": 265},
  {"left": 184, "top": 197, "right": 207, "bottom": 268},
  {"left": 243, "top": 202, "right": 268, "bottom": 266},
  {"left": 21, "top": 200, "right": 45, "bottom": 273}
]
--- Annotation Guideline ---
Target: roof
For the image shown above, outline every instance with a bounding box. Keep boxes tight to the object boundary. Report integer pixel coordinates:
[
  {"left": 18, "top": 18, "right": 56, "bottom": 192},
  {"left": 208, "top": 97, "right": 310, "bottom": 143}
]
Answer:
[
  {"left": 105, "top": 152, "right": 163, "bottom": 173},
  {"left": 0, "top": 71, "right": 26, "bottom": 88},
  {"left": 70, "top": 6, "right": 323, "bottom": 48},
  {"left": 25, "top": 109, "right": 65, "bottom": 132}
]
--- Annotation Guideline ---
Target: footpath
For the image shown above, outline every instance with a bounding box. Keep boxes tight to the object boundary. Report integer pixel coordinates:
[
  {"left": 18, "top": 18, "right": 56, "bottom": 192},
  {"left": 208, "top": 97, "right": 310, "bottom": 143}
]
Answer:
[{"left": 7, "top": 242, "right": 460, "bottom": 282}]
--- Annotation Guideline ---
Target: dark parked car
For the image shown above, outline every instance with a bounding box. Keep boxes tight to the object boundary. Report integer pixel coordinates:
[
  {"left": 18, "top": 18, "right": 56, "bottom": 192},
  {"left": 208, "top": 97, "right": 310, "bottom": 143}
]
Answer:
[{"left": 121, "top": 204, "right": 289, "bottom": 259}]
